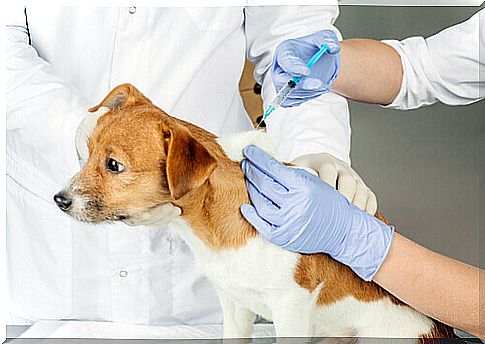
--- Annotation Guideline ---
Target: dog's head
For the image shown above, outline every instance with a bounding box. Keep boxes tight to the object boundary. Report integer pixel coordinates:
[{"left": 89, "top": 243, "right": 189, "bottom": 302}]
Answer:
[{"left": 54, "top": 84, "right": 217, "bottom": 223}]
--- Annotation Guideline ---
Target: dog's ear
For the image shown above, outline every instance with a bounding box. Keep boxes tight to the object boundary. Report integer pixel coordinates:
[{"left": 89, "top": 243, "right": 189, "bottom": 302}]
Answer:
[
  {"left": 161, "top": 123, "right": 216, "bottom": 200},
  {"left": 89, "top": 83, "right": 152, "bottom": 112}
]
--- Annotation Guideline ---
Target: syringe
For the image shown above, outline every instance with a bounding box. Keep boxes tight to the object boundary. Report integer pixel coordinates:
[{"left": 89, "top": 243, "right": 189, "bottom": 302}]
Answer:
[{"left": 256, "top": 44, "right": 330, "bottom": 129}]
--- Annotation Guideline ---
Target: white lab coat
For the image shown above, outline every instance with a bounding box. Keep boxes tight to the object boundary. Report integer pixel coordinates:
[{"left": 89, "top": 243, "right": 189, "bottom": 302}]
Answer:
[
  {"left": 383, "top": 9, "right": 484, "bottom": 109},
  {"left": 6, "top": 5, "right": 350, "bottom": 325}
]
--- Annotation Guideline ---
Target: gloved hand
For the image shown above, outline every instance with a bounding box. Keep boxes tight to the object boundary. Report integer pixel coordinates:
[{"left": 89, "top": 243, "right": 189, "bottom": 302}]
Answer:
[
  {"left": 74, "top": 107, "right": 181, "bottom": 228},
  {"left": 272, "top": 30, "right": 340, "bottom": 107},
  {"left": 75, "top": 106, "right": 110, "bottom": 163},
  {"left": 240, "top": 145, "right": 394, "bottom": 281},
  {"left": 292, "top": 153, "right": 378, "bottom": 215},
  {"left": 122, "top": 204, "right": 182, "bottom": 228}
]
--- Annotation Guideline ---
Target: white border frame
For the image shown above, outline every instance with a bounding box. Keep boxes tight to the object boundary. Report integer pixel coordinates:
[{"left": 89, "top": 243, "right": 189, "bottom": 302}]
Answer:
[
  {"left": 2, "top": 1, "right": 483, "bottom": 343},
  {"left": 1, "top": 2, "right": 6, "bottom": 341}
]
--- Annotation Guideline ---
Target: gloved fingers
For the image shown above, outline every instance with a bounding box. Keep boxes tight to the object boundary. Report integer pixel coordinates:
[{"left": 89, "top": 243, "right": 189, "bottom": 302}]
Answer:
[
  {"left": 240, "top": 203, "right": 275, "bottom": 242},
  {"left": 276, "top": 49, "right": 311, "bottom": 77},
  {"left": 144, "top": 203, "right": 181, "bottom": 219},
  {"left": 323, "top": 38, "right": 341, "bottom": 55},
  {"left": 75, "top": 117, "right": 97, "bottom": 160},
  {"left": 281, "top": 93, "right": 323, "bottom": 108},
  {"left": 365, "top": 190, "right": 378, "bottom": 215},
  {"left": 272, "top": 67, "right": 316, "bottom": 92},
  {"left": 315, "top": 163, "right": 338, "bottom": 189},
  {"left": 273, "top": 68, "right": 330, "bottom": 107},
  {"left": 75, "top": 106, "right": 110, "bottom": 161},
  {"left": 274, "top": 73, "right": 328, "bottom": 95},
  {"left": 335, "top": 172, "right": 357, "bottom": 203},
  {"left": 311, "top": 30, "right": 341, "bottom": 54},
  {"left": 242, "top": 145, "right": 297, "bottom": 190},
  {"left": 123, "top": 210, "right": 180, "bottom": 227},
  {"left": 291, "top": 154, "right": 312, "bottom": 167},
  {"left": 245, "top": 179, "right": 283, "bottom": 226},
  {"left": 300, "top": 77, "right": 323, "bottom": 91},
  {"left": 325, "top": 41, "right": 341, "bottom": 55},
  {"left": 242, "top": 159, "right": 287, "bottom": 199},
  {"left": 122, "top": 203, "right": 181, "bottom": 228},
  {"left": 352, "top": 180, "right": 369, "bottom": 211},
  {"left": 346, "top": 165, "right": 378, "bottom": 214},
  {"left": 272, "top": 68, "right": 292, "bottom": 91},
  {"left": 143, "top": 206, "right": 181, "bottom": 226}
]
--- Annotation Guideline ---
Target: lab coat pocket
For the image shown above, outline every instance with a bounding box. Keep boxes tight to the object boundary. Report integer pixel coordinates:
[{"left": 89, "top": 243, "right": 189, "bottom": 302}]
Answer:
[{"left": 184, "top": 7, "right": 243, "bottom": 31}]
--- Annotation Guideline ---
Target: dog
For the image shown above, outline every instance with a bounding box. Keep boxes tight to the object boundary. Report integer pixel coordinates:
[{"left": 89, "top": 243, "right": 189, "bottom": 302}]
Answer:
[{"left": 54, "top": 84, "right": 455, "bottom": 341}]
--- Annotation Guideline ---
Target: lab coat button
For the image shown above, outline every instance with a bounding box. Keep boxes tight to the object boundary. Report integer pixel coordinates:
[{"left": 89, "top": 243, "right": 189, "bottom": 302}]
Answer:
[
  {"left": 128, "top": 7, "right": 136, "bottom": 14},
  {"left": 119, "top": 270, "right": 128, "bottom": 277}
]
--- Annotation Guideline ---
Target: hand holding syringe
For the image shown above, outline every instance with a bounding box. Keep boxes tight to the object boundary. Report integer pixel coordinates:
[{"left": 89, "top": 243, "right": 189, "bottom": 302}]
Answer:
[{"left": 257, "top": 43, "right": 330, "bottom": 129}]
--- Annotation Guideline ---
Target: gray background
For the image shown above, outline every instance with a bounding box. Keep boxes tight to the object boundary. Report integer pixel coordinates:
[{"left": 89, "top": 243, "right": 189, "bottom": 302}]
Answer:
[{"left": 335, "top": 5, "right": 483, "bottom": 266}]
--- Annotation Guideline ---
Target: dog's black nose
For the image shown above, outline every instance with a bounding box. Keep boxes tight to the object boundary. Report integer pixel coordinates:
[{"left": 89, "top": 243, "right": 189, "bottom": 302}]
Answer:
[{"left": 54, "top": 192, "right": 72, "bottom": 211}]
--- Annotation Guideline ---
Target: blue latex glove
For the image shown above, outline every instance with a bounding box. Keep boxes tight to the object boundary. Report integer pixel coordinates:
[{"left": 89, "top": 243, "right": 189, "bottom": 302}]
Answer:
[
  {"left": 240, "top": 145, "right": 394, "bottom": 281},
  {"left": 272, "top": 30, "right": 341, "bottom": 107}
]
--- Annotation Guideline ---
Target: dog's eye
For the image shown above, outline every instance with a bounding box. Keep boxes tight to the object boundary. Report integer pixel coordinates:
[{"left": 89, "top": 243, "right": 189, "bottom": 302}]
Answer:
[{"left": 106, "top": 158, "right": 125, "bottom": 174}]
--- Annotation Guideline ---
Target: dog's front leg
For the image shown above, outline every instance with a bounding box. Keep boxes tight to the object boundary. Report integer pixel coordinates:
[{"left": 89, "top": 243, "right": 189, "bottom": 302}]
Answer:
[
  {"left": 217, "top": 290, "right": 256, "bottom": 339},
  {"left": 269, "top": 292, "right": 313, "bottom": 339}
]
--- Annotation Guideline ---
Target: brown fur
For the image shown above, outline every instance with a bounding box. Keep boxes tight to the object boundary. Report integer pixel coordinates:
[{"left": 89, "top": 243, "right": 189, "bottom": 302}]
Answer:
[
  {"left": 419, "top": 321, "right": 458, "bottom": 342},
  {"left": 69, "top": 84, "right": 453, "bottom": 338}
]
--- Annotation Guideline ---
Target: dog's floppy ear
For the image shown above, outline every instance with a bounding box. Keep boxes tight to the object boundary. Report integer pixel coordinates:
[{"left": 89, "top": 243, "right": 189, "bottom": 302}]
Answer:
[
  {"left": 161, "top": 123, "right": 216, "bottom": 200},
  {"left": 89, "top": 83, "right": 152, "bottom": 112}
]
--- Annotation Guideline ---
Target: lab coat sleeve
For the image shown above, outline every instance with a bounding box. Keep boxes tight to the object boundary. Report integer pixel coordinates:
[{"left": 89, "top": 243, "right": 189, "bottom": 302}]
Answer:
[
  {"left": 244, "top": 5, "right": 351, "bottom": 164},
  {"left": 6, "top": 6, "right": 90, "bottom": 191},
  {"left": 382, "top": 9, "right": 484, "bottom": 110}
]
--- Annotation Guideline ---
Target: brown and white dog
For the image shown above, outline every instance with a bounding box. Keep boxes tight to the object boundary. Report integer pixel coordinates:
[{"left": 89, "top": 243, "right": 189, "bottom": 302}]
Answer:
[{"left": 54, "top": 84, "right": 454, "bottom": 341}]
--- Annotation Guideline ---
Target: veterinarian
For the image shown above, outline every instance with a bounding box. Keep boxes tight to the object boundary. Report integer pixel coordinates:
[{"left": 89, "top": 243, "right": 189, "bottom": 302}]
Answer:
[
  {"left": 241, "top": 8, "right": 483, "bottom": 338},
  {"left": 6, "top": 5, "right": 376, "bottom": 328}
]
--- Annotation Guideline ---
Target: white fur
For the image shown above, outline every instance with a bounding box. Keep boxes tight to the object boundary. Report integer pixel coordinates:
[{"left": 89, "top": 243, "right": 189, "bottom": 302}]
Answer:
[
  {"left": 216, "top": 130, "right": 278, "bottom": 161},
  {"left": 172, "top": 131, "right": 434, "bottom": 340}
]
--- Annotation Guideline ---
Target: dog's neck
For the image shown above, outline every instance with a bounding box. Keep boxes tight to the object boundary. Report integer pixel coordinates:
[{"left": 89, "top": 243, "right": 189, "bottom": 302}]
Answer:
[{"left": 173, "top": 131, "right": 277, "bottom": 251}]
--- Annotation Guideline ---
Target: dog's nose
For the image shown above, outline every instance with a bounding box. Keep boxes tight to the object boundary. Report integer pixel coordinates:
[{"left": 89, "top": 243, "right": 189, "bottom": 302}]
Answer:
[{"left": 54, "top": 192, "right": 72, "bottom": 211}]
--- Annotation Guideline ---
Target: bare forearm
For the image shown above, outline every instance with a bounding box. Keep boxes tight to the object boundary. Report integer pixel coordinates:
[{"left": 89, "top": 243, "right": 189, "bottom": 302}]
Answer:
[
  {"left": 333, "top": 39, "right": 403, "bottom": 105},
  {"left": 373, "top": 233, "right": 482, "bottom": 337}
]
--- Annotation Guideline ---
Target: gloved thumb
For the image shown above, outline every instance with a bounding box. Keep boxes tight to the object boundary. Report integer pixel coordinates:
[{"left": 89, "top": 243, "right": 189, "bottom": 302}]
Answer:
[{"left": 240, "top": 203, "right": 274, "bottom": 241}]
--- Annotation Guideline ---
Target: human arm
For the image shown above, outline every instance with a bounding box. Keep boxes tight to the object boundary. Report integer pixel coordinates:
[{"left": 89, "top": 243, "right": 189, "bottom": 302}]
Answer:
[
  {"left": 373, "top": 233, "right": 482, "bottom": 338},
  {"left": 332, "top": 39, "right": 403, "bottom": 105},
  {"left": 241, "top": 145, "right": 482, "bottom": 337},
  {"left": 6, "top": 5, "right": 91, "bottom": 191},
  {"left": 381, "top": 9, "right": 484, "bottom": 109},
  {"left": 244, "top": 5, "right": 377, "bottom": 213},
  {"left": 275, "top": 9, "right": 484, "bottom": 109},
  {"left": 336, "top": 9, "right": 484, "bottom": 108}
]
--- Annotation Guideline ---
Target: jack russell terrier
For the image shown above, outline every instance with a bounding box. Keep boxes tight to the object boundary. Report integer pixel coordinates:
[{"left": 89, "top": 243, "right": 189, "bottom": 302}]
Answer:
[{"left": 54, "top": 84, "right": 454, "bottom": 341}]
